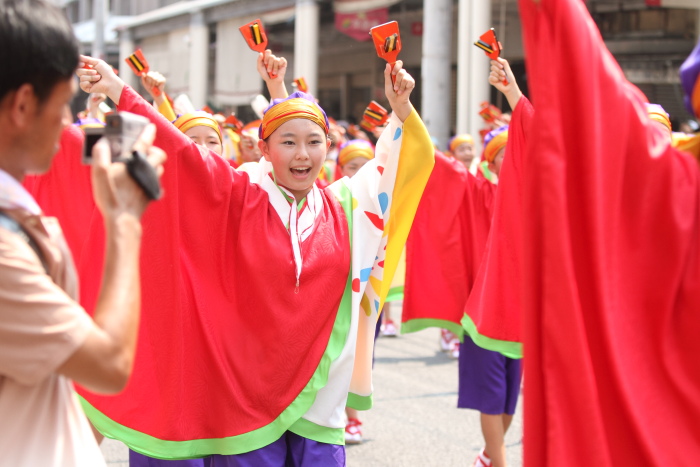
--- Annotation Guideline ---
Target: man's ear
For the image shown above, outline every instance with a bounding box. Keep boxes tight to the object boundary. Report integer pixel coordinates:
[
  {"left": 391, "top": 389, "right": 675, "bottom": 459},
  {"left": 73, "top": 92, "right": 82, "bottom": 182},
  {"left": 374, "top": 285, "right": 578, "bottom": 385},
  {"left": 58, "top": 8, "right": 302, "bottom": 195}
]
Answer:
[
  {"left": 6, "top": 84, "right": 39, "bottom": 129},
  {"left": 258, "top": 139, "right": 271, "bottom": 162},
  {"left": 326, "top": 136, "right": 332, "bottom": 151}
]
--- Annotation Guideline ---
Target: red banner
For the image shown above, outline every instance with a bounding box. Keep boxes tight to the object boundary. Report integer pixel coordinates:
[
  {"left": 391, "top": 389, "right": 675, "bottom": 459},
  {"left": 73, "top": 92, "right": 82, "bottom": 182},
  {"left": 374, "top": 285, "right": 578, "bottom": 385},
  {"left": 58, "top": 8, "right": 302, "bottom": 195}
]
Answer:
[
  {"left": 411, "top": 21, "right": 423, "bottom": 36},
  {"left": 335, "top": 8, "right": 388, "bottom": 42}
]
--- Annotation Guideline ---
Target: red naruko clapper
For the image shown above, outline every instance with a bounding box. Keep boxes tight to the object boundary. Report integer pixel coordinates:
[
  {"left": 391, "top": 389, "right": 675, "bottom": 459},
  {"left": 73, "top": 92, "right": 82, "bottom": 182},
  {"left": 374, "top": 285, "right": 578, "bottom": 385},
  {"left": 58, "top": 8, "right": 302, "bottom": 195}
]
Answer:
[
  {"left": 239, "top": 19, "right": 277, "bottom": 78},
  {"left": 474, "top": 28, "right": 508, "bottom": 85},
  {"left": 369, "top": 21, "right": 402, "bottom": 86},
  {"left": 361, "top": 100, "right": 389, "bottom": 132},
  {"left": 124, "top": 49, "right": 162, "bottom": 97}
]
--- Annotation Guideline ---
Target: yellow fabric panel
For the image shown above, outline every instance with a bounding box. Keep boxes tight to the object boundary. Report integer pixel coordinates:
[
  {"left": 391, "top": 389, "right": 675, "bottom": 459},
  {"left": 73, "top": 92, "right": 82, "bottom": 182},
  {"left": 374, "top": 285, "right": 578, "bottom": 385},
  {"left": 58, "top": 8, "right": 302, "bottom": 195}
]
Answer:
[
  {"left": 158, "top": 99, "right": 177, "bottom": 123},
  {"left": 378, "top": 109, "right": 434, "bottom": 310},
  {"left": 389, "top": 247, "right": 406, "bottom": 290}
]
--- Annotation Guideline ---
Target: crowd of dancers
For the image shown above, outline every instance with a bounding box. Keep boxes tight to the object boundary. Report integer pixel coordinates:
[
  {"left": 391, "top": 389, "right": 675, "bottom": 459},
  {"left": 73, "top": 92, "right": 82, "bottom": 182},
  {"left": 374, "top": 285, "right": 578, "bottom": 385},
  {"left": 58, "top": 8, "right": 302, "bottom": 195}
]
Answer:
[{"left": 1, "top": 0, "right": 699, "bottom": 466}]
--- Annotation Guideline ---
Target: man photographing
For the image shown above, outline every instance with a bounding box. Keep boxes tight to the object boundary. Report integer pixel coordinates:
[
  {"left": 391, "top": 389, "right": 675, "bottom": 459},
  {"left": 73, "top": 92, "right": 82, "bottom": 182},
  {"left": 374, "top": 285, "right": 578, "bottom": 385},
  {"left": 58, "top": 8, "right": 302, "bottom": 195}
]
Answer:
[{"left": 0, "top": 0, "right": 165, "bottom": 465}]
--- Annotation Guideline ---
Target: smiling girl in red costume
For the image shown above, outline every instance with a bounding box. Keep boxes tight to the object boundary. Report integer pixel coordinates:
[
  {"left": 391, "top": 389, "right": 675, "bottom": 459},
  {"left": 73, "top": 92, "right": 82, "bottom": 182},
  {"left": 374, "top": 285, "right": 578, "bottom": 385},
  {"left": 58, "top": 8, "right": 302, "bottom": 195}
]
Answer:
[{"left": 73, "top": 51, "right": 434, "bottom": 466}]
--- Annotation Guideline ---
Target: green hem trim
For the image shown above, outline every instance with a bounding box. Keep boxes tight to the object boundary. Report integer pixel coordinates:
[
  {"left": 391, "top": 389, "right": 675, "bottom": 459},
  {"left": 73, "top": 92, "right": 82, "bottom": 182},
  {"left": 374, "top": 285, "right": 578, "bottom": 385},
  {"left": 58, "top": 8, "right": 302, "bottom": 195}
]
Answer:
[
  {"left": 288, "top": 418, "right": 344, "bottom": 445},
  {"left": 82, "top": 185, "right": 357, "bottom": 459},
  {"left": 400, "top": 318, "right": 464, "bottom": 338},
  {"left": 80, "top": 397, "right": 219, "bottom": 460},
  {"left": 385, "top": 286, "right": 404, "bottom": 303},
  {"left": 461, "top": 314, "right": 522, "bottom": 359},
  {"left": 479, "top": 161, "right": 497, "bottom": 183},
  {"left": 346, "top": 392, "right": 373, "bottom": 411}
]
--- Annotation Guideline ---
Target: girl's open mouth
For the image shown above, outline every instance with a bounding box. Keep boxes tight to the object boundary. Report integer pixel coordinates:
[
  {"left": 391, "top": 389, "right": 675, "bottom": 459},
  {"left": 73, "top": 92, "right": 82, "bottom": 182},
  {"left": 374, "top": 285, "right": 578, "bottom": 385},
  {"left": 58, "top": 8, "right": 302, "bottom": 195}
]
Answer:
[{"left": 290, "top": 167, "right": 312, "bottom": 178}]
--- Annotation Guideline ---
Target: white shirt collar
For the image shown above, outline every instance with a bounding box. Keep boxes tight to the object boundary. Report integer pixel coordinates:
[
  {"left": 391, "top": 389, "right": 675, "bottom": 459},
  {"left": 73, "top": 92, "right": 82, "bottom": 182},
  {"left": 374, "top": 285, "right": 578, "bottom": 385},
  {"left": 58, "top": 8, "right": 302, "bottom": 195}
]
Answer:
[
  {"left": 0, "top": 168, "right": 42, "bottom": 215},
  {"left": 238, "top": 159, "right": 322, "bottom": 291}
]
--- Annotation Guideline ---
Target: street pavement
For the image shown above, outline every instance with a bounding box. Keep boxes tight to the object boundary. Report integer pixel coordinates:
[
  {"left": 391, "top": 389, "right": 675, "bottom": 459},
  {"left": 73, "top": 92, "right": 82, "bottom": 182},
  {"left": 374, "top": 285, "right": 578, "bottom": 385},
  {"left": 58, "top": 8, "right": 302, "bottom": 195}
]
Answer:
[{"left": 101, "top": 302, "right": 523, "bottom": 466}]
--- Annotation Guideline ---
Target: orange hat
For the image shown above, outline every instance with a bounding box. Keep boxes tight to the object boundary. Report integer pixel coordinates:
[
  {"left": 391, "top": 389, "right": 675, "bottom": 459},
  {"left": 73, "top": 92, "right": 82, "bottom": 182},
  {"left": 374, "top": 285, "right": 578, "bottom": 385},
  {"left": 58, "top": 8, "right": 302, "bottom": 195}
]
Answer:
[
  {"left": 174, "top": 111, "right": 222, "bottom": 143},
  {"left": 338, "top": 140, "right": 374, "bottom": 167},
  {"left": 449, "top": 134, "right": 474, "bottom": 153},
  {"left": 672, "top": 132, "right": 700, "bottom": 159},
  {"left": 260, "top": 92, "right": 328, "bottom": 140},
  {"left": 482, "top": 126, "right": 508, "bottom": 163},
  {"left": 242, "top": 119, "right": 262, "bottom": 133},
  {"left": 646, "top": 103, "right": 672, "bottom": 132}
]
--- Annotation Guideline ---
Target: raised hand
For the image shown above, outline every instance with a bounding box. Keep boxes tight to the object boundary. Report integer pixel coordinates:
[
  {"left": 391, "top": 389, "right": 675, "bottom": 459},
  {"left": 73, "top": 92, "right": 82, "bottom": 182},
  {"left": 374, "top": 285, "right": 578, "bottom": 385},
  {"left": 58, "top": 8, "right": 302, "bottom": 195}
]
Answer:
[
  {"left": 384, "top": 61, "right": 415, "bottom": 122},
  {"left": 91, "top": 123, "right": 166, "bottom": 221},
  {"left": 77, "top": 55, "right": 126, "bottom": 105},
  {"left": 257, "top": 50, "right": 287, "bottom": 81},
  {"left": 141, "top": 71, "right": 167, "bottom": 102},
  {"left": 257, "top": 49, "right": 288, "bottom": 100},
  {"left": 489, "top": 57, "right": 523, "bottom": 110}
]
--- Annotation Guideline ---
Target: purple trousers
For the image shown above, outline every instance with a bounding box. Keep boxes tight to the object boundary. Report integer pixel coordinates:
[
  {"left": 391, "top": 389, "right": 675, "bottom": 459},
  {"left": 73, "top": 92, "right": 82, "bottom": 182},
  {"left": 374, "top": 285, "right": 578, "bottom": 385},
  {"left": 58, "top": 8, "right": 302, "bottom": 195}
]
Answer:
[
  {"left": 457, "top": 335, "right": 522, "bottom": 415},
  {"left": 129, "top": 431, "right": 345, "bottom": 467},
  {"left": 129, "top": 451, "right": 211, "bottom": 466}
]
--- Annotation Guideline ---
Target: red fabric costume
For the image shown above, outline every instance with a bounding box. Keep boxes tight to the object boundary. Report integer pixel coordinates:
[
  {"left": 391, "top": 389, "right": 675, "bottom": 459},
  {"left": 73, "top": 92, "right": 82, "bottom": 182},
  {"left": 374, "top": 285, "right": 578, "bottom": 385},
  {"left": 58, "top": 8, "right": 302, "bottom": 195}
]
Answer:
[
  {"left": 74, "top": 88, "right": 352, "bottom": 454},
  {"left": 22, "top": 125, "right": 95, "bottom": 261},
  {"left": 402, "top": 151, "right": 495, "bottom": 336},
  {"left": 462, "top": 96, "right": 534, "bottom": 358},
  {"left": 520, "top": 0, "right": 700, "bottom": 464}
]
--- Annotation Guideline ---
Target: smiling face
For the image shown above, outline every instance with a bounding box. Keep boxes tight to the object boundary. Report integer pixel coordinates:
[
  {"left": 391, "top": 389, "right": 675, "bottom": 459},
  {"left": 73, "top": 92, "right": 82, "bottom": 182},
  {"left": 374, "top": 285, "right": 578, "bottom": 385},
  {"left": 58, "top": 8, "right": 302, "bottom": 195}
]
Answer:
[
  {"left": 453, "top": 141, "right": 475, "bottom": 168},
  {"left": 184, "top": 125, "right": 223, "bottom": 156},
  {"left": 259, "top": 118, "right": 330, "bottom": 201}
]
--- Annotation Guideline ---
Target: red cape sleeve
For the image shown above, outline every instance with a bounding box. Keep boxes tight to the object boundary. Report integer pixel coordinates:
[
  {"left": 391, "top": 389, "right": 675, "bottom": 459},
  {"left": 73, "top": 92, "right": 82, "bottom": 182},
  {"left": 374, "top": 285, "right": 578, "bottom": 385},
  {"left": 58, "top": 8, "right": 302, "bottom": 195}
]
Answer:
[
  {"left": 402, "top": 152, "right": 495, "bottom": 335},
  {"left": 76, "top": 86, "right": 243, "bottom": 314},
  {"left": 519, "top": 0, "right": 700, "bottom": 464},
  {"left": 402, "top": 152, "right": 471, "bottom": 335},
  {"left": 462, "top": 96, "right": 534, "bottom": 358}
]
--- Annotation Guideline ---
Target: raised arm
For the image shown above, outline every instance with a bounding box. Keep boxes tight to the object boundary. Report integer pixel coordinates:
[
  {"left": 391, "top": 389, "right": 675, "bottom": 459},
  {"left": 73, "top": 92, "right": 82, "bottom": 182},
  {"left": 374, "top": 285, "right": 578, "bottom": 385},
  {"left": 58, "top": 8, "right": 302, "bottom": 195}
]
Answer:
[
  {"left": 77, "top": 55, "right": 222, "bottom": 171},
  {"left": 384, "top": 61, "right": 415, "bottom": 122},
  {"left": 257, "top": 49, "right": 288, "bottom": 100},
  {"left": 141, "top": 71, "right": 177, "bottom": 122},
  {"left": 489, "top": 57, "right": 523, "bottom": 112},
  {"left": 77, "top": 55, "right": 126, "bottom": 107},
  {"left": 333, "top": 60, "right": 433, "bottom": 314}
]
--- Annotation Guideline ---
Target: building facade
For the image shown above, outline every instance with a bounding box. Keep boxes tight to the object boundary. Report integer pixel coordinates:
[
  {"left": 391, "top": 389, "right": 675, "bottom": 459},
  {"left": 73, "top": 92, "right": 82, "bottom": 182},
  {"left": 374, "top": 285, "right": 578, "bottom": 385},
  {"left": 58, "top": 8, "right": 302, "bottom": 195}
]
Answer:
[{"left": 60, "top": 0, "right": 699, "bottom": 149}]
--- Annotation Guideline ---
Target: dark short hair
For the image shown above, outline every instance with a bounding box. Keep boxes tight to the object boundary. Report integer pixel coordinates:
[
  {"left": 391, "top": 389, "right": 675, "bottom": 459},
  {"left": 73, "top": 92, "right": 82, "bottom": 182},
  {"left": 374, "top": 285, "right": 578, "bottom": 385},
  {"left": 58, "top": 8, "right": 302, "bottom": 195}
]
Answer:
[{"left": 0, "top": 0, "right": 79, "bottom": 103}]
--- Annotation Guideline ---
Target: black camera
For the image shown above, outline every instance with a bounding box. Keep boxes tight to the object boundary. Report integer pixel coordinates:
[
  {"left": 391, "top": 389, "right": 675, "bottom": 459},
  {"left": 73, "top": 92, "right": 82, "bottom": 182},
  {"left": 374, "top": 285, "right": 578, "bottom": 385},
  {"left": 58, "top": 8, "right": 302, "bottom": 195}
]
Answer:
[
  {"left": 81, "top": 111, "right": 162, "bottom": 200},
  {"left": 82, "top": 111, "right": 150, "bottom": 164}
]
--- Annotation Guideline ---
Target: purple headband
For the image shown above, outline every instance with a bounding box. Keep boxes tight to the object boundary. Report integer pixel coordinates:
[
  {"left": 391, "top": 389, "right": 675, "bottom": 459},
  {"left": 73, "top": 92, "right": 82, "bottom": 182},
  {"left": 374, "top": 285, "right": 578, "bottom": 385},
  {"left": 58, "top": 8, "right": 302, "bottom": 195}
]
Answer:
[{"left": 680, "top": 40, "right": 700, "bottom": 117}]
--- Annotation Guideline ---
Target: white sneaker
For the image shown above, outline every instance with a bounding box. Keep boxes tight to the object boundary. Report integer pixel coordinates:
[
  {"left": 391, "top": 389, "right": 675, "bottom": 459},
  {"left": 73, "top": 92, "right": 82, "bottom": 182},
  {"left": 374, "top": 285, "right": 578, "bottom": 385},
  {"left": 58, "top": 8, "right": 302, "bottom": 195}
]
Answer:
[
  {"left": 345, "top": 418, "right": 362, "bottom": 445},
  {"left": 440, "top": 329, "right": 455, "bottom": 352},
  {"left": 450, "top": 341, "right": 460, "bottom": 359},
  {"left": 380, "top": 319, "right": 398, "bottom": 337},
  {"left": 472, "top": 448, "right": 492, "bottom": 467}
]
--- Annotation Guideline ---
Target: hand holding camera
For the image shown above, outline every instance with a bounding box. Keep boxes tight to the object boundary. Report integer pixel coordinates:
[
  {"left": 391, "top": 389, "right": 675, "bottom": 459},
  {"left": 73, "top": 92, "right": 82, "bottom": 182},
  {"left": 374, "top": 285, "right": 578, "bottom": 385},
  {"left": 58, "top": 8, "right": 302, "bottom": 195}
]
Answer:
[
  {"left": 91, "top": 121, "right": 166, "bottom": 222},
  {"left": 77, "top": 56, "right": 165, "bottom": 201},
  {"left": 84, "top": 112, "right": 164, "bottom": 201}
]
